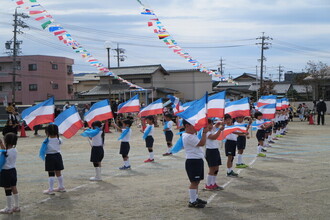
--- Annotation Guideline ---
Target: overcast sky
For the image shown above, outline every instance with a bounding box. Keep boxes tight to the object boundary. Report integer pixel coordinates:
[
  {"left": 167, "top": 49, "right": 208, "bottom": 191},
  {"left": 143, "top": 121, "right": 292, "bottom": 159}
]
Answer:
[{"left": 1, "top": 0, "right": 330, "bottom": 80}]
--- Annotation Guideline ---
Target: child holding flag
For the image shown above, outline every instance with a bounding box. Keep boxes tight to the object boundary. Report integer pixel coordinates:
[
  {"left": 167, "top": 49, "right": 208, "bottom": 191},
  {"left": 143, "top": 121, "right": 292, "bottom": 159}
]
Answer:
[
  {"left": 41, "top": 124, "right": 66, "bottom": 194},
  {"left": 0, "top": 133, "right": 20, "bottom": 214},
  {"left": 234, "top": 116, "right": 251, "bottom": 168},
  {"left": 163, "top": 114, "right": 174, "bottom": 156},
  {"left": 204, "top": 119, "right": 224, "bottom": 191},
  {"left": 141, "top": 116, "right": 155, "bottom": 163},
  {"left": 255, "top": 112, "right": 272, "bottom": 157},
  {"left": 182, "top": 120, "right": 208, "bottom": 208},
  {"left": 114, "top": 119, "right": 133, "bottom": 170},
  {"left": 81, "top": 121, "right": 105, "bottom": 181}
]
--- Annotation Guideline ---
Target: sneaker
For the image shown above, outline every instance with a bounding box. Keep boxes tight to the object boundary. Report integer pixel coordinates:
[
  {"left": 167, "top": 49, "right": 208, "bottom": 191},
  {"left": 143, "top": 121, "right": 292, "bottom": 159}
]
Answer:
[
  {"left": 204, "top": 184, "right": 214, "bottom": 191},
  {"left": 276, "top": 135, "right": 283, "bottom": 138},
  {"left": 269, "top": 140, "right": 275, "bottom": 144},
  {"left": 213, "top": 184, "right": 224, "bottom": 190},
  {"left": 227, "top": 170, "right": 238, "bottom": 177},
  {"left": 144, "top": 158, "right": 154, "bottom": 163},
  {"left": 188, "top": 201, "right": 205, "bottom": 208},
  {"left": 273, "top": 137, "right": 279, "bottom": 140},
  {"left": 119, "top": 165, "right": 131, "bottom": 170},
  {"left": 236, "top": 163, "right": 248, "bottom": 168},
  {"left": 261, "top": 148, "right": 267, "bottom": 152},
  {"left": 0, "top": 207, "right": 13, "bottom": 214},
  {"left": 12, "top": 207, "right": 20, "bottom": 212},
  {"left": 280, "top": 133, "right": 286, "bottom": 135},
  {"left": 162, "top": 152, "right": 172, "bottom": 156},
  {"left": 53, "top": 187, "right": 66, "bottom": 192},
  {"left": 43, "top": 189, "right": 55, "bottom": 195},
  {"left": 89, "top": 177, "right": 102, "bottom": 181},
  {"left": 257, "top": 153, "right": 266, "bottom": 157},
  {"left": 196, "top": 198, "right": 207, "bottom": 205}
]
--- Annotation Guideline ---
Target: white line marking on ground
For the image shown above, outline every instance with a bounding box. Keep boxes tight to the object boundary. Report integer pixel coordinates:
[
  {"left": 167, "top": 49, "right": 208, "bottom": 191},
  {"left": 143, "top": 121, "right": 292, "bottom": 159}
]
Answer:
[{"left": 207, "top": 157, "right": 258, "bottom": 204}]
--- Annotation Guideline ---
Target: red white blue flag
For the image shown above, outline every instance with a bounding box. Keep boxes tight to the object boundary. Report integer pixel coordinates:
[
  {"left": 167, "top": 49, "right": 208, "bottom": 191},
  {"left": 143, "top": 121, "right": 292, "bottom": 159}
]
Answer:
[
  {"left": 138, "top": 98, "right": 163, "bottom": 117},
  {"left": 22, "top": 97, "right": 54, "bottom": 129},
  {"left": 257, "top": 95, "right": 277, "bottom": 107},
  {"left": 258, "top": 103, "right": 276, "bottom": 119},
  {"left": 208, "top": 91, "right": 225, "bottom": 118},
  {"left": 225, "top": 97, "right": 250, "bottom": 118},
  {"left": 55, "top": 106, "right": 83, "bottom": 138},
  {"left": 118, "top": 95, "right": 140, "bottom": 113},
  {"left": 167, "top": 95, "right": 183, "bottom": 115},
  {"left": 84, "top": 99, "right": 113, "bottom": 127}
]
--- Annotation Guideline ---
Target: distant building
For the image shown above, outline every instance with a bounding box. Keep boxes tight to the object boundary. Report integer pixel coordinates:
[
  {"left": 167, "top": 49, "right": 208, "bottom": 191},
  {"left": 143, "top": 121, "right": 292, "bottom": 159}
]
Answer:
[
  {"left": 0, "top": 55, "right": 74, "bottom": 105},
  {"left": 78, "top": 65, "right": 213, "bottom": 103}
]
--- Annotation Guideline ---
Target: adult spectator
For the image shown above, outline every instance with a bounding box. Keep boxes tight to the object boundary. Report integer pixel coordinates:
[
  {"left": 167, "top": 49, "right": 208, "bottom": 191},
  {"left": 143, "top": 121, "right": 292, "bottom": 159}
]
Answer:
[
  {"left": 63, "top": 101, "right": 71, "bottom": 111},
  {"left": 316, "top": 99, "right": 327, "bottom": 125}
]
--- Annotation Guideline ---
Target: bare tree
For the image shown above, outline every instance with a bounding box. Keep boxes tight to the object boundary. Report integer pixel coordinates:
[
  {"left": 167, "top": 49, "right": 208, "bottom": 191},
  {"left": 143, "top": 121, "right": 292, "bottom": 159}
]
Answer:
[{"left": 305, "top": 61, "right": 329, "bottom": 99}]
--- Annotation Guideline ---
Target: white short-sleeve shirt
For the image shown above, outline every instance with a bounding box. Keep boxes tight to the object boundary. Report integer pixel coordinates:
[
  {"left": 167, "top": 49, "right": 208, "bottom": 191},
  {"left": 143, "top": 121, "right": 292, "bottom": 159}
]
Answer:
[
  {"left": 256, "top": 119, "right": 265, "bottom": 130},
  {"left": 206, "top": 128, "right": 220, "bottom": 149},
  {"left": 182, "top": 133, "right": 204, "bottom": 159},
  {"left": 92, "top": 130, "right": 103, "bottom": 146},
  {"left": 2, "top": 148, "right": 17, "bottom": 170},
  {"left": 46, "top": 137, "right": 63, "bottom": 154},
  {"left": 145, "top": 124, "right": 154, "bottom": 136},
  {"left": 166, "top": 121, "right": 174, "bottom": 131},
  {"left": 121, "top": 128, "right": 132, "bottom": 142}
]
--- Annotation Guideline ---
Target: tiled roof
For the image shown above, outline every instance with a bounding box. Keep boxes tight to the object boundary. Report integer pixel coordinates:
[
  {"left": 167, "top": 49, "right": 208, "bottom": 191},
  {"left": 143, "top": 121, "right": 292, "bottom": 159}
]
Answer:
[
  {"left": 97, "top": 65, "right": 168, "bottom": 76},
  {"left": 292, "top": 85, "right": 312, "bottom": 93},
  {"left": 80, "top": 84, "right": 130, "bottom": 96},
  {"left": 273, "top": 84, "right": 291, "bottom": 94}
]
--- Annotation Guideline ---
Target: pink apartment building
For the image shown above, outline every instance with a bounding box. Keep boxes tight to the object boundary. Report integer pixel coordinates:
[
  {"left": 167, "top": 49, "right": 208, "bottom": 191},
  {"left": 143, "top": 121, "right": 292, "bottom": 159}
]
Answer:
[{"left": 0, "top": 55, "right": 74, "bottom": 105}]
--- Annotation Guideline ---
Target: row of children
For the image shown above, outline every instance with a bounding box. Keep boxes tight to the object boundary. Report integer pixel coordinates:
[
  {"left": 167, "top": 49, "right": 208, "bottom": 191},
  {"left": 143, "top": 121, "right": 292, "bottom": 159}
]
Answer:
[{"left": 0, "top": 108, "right": 290, "bottom": 213}]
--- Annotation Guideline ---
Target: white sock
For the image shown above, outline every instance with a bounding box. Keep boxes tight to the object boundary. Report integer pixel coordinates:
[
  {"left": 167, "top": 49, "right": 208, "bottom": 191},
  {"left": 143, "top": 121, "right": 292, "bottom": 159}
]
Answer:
[
  {"left": 13, "top": 194, "right": 19, "bottom": 208},
  {"left": 257, "top": 146, "right": 262, "bottom": 154},
  {"left": 237, "top": 154, "right": 243, "bottom": 164},
  {"left": 124, "top": 160, "right": 130, "bottom": 166},
  {"left": 206, "top": 175, "right": 212, "bottom": 186},
  {"left": 268, "top": 136, "right": 272, "bottom": 141},
  {"left": 97, "top": 167, "right": 102, "bottom": 179},
  {"left": 211, "top": 175, "right": 216, "bottom": 185},
  {"left": 49, "top": 177, "right": 55, "bottom": 190},
  {"left": 57, "top": 175, "right": 64, "bottom": 188},
  {"left": 149, "top": 152, "right": 154, "bottom": 160},
  {"left": 227, "top": 168, "right": 232, "bottom": 173},
  {"left": 189, "top": 189, "right": 197, "bottom": 203},
  {"left": 167, "top": 147, "right": 172, "bottom": 153},
  {"left": 6, "top": 195, "right": 12, "bottom": 209}
]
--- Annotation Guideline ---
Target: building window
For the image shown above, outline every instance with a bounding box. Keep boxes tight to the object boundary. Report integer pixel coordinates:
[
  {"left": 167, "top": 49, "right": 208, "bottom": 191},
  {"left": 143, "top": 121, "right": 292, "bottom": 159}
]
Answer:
[
  {"left": 16, "top": 82, "right": 21, "bottom": 91},
  {"left": 52, "top": 83, "right": 59, "bottom": 89},
  {"left": 52, "top": 64, "right": 58, "bottom": 70},
  {"left": 112, "top": 79, "right": 120, "bottom": 84},
  {"left": 67, "top": 65, "right": 73, "bottom": 74},
  {"left": 0, "top": 66, "right": 2, "bottom": 71},
  {"left": 0, "top": 86, "right": 2, "bottom": 91},
  {"left": 143, "top": 78, "right": 151, "bottom": 83},
  {"left": 29, "top": 84, "right": 38, "bottom": 91},
  {"left": 28, "top": 64, "right": 37, "bottom": 71},
  {"left": 67, "top": 84, "right": 73, "bottom": 93}
]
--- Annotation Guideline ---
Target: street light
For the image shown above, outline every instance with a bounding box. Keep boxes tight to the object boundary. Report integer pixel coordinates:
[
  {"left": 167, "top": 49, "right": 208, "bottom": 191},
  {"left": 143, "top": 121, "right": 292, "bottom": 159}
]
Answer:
[{"left": 104, "top": 41, "right": 112, "bottom": 101}]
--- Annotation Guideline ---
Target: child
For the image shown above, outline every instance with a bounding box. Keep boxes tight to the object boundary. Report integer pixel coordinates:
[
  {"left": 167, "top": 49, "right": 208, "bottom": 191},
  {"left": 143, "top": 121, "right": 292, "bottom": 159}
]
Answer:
[
  {"left": 88, "top": 121, "right": 105, "bottom": 181},
  {"left": 255, "top": 111, "right": 272, "bottom": 157},
  {"left": 163, "top": 114, "right": 174, "bottom": 156},
  {"left": 204, "top": 119, "right": 224, "bottom": 191},
  {"left": 234, "top": 116, "right": 251, "bottom": 168},
  {"left": 223, "top": 114, "right": 239, "bottom": 177},
  {"left": 141, "top": 116, "right": 155, "bottom": 163},
  {"left": 43, "top": 124, "right": 65, "bottom": 194},
  {"left": 182, "top": 120, "right": 208, "bottom": 208},
  {"left": 0, "top": 133, "right": 20, "bottom": 214},
  {"left": 114, "top": 119, "right": 133, "bottom": 170},
  {"left": 2, "top": 119, "right": 18, "bottom": 136}
]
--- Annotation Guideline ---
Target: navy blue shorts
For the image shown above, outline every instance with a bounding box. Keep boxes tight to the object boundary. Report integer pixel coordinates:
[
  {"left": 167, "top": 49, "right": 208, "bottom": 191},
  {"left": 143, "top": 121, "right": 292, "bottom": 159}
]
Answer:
[
  {"left": 45, "top": 153, "right": 64, "bottom": 171},
  {"left": 165, "top": 130, "right": 173, "bottom": 142},
  {"left": 145, "top": 136, "right": 154, "bottom": 148},
  {"left": 90, "top": 146, "right": 104, "bottom": 163},
  {"left": 185, "top": 159, "right": 204, "bottom": 182},
  {"left": 120, "top": 142, "right": 130, "bottom": 156},
  {"left": 0, "top": 168, "right": 17, "bottom": 187},
  {"left": 225, "top": 140, "right": 237, "bottom": 156},
  {"left": 237, "top": 136, "right": 246, "bottom": 150},
  {"left": 205, "top": 148, "right": 222, "bottom": 167}
]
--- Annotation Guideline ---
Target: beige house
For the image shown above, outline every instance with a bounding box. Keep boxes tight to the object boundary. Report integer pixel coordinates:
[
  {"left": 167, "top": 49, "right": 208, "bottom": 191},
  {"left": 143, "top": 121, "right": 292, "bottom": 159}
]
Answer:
[{"left": 77, "top": 65, "right": 213, "bottom": 103}]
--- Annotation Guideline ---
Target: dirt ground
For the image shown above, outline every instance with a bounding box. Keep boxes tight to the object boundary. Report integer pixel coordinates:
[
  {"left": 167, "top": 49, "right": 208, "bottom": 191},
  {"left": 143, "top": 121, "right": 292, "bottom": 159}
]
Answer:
[{"left": 1, "top": 116, "right": 330, "bottom": 220}]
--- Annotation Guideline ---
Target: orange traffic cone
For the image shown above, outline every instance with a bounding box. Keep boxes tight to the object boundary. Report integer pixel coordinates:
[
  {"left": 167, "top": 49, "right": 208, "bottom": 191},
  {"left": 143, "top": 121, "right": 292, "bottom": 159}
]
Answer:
[
  {"left": 20, "top": 123, "right": 28, "bottom": 137},
  {"left": 104, "top": 120, "right": 110, "bottom": 133},
  {"left": 309, "top": 114, "right": 314, "bottom": 125}
]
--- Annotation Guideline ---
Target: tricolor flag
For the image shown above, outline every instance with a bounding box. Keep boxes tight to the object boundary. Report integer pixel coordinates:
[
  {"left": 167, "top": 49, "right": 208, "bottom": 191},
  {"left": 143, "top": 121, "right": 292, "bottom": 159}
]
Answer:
[
  {"left": 117, "top": 95, "right": 140, "bottom": 114},
  {"left": 22, "top": 97, "right": 55, "bottom": 129},
  {"left": 225, "top": 97, "right": 250, "bottom": 118},
  {"left": 54, "top": 106, "right": 83, "bottom": 139},
  {"left": 276, "top": 99, "right": 283, "bottom": 110},
  {"left": 167, "top": 95, "right": 184, "bottom": 115},
  {"left": 217, "top": 125, "right": 247, "bottom": 141},
  {"left": 138, "top": 98, "right": 163, "bottom": 117},
  {"left": 177, "top": 92, "right": 208, "bottom": 131},
  {"left": 257, "top": 95, "right": 277, "bottom": 107},
  {"left": 281, "top": 98, "right": 289, "bottom": 109},
  {"left": 251, "top": 120, "right": 273, "bottom": 131},
  {"left": 208, "top": 91, "right": 225, "bottom": 118},
  {"left": 258, "top": 103, "right": 276, "bottom": 119},
  {"left": 84, "top": 99, "right": 113, "bottom": 127}
]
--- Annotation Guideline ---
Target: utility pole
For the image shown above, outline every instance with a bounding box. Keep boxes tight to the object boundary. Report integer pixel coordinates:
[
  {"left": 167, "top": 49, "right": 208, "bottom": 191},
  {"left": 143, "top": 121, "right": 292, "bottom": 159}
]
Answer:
[
  {"left": 7, "top": 8, "right": 29, "bottom": 103},
  {"left": 113, "top": 43, "right": 126, "bottom": 67},
  {"left": 278, "top": 65, "right": 284, "bottom": 82},
  {"left": 218, "top": 57, "right": 225, "bottom": 75},
  {"left": 104, "top": 41, "right": 112, "bottom": 101},
  {"left": 256, "top": 32, "right": 272, "bottom": 95}
]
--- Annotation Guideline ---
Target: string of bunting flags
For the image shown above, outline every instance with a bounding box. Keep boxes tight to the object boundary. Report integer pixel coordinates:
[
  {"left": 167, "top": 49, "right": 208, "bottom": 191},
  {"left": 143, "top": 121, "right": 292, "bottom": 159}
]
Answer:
[
  {"left": 135, "top": 0, "right": 236, "bottom": 84},
  {"left": 13, "top": 0, "right": 144, "bottom": 90}
]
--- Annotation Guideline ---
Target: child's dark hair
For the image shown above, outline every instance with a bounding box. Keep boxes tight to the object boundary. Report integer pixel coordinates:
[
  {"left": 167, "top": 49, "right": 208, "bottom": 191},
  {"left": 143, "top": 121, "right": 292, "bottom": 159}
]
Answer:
[
  {"left": 182, "top": 119, "right": 191, "bottom": 127},
  {"left": 146, "top": 116, "right": 155, "bottom": 124},
  {"left": 224, "top": 114, "right": 232, "bottom": 120},
  {"left": 254, "top": 111, "right": 263, "bottom": 118},
  {"left": 4, "top": 132, "right": 18, "bottom": 148},
  {"left": 123, "top": 119, "right": 133, "bottom": 127},
  {"left": 164, "top": 114, "right": 172, "bottom": 119},
  {"left": 45, "top": 124, "right": 59, "bottom": 138},
  {"left": 92, "top": 120, "right": 105, "bottom": 144},
  {"left": 207, "top": 118, "right": 213, "bottom": 124}
]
